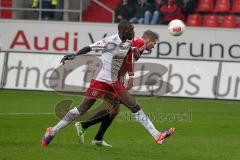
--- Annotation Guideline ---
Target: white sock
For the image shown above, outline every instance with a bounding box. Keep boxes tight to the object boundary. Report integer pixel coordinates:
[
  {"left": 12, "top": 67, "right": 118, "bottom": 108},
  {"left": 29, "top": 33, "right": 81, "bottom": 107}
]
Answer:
[
  {"left": 133, "top": 109, "right": 160, "bottom": 139},
  {"left": 52, "top": 107, "right": 80, "bottom": 136}
]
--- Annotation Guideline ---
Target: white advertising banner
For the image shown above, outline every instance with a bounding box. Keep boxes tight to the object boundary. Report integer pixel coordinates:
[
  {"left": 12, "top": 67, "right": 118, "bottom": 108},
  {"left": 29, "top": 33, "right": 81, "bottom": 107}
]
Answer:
[
  {"left": 216, "top": 62, "right": 240, "bottom": 100},
  {"left": 0, "top": 52, "right": 5, "bottom": 86},
  {"left": 136, "top": 59, "right": 219, "bottom": 99},
  {"left": 3, "top": 52, "right": 240, "bottom": 100},
  {"left": 4, "top": 52, "right": 62, "bottom": 90},
  {"left": 0, "top": 20, "right": 240, "bottom": 61},
  {"left": 4, "top": 52, "right": 91, "bottom": 91}
]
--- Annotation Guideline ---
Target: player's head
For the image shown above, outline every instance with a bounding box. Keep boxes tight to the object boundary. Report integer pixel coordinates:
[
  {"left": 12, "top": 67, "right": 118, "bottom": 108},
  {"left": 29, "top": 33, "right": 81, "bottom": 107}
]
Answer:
[
  {"left": 118, "top": 20, "right": 134, "bottom": 41},
  {"left": 142, "top": 30, "right": 159, "bottom": 51}
]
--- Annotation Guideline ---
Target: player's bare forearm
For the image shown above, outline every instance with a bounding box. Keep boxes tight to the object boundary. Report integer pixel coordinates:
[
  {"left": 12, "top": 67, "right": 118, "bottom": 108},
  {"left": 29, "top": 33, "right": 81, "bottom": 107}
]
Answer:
[
  {"left": 75, "top": 46, "right": 92, "bottom": 56},
  {"left": 127, "top": 76, "right": 134, "bottom": 89},
  {"left": 60, "top": 46, "right": 92, "bottom": 65}
]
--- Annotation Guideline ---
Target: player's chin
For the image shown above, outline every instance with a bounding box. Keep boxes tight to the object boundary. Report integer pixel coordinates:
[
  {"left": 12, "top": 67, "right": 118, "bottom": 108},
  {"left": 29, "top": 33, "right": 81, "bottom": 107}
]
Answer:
[
  {"left": 146, "top": 49, "right": 151, "bottom": 52},
  {"left": 128, "top": 35, "right": 134, "bottom": 40}
]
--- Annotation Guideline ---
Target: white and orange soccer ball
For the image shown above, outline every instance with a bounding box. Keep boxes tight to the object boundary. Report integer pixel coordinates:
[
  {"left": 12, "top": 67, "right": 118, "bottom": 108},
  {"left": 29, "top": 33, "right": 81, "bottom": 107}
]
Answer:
[{"left": 168, "top": 19, "right": 186, "bottom": 36}]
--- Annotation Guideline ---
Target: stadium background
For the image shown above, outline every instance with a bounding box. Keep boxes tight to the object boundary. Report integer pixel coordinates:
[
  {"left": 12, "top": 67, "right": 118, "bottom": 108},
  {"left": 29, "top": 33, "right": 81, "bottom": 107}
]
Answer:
[{"left": 0, "top": 0, "right": 240, "bottom": 160}]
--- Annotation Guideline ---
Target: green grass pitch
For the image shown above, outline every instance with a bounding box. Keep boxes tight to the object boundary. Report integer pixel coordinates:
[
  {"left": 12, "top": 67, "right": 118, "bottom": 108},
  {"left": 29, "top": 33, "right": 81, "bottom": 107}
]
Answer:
[{"left": 0, "top": 90, "right": 240, "bottom": 160}]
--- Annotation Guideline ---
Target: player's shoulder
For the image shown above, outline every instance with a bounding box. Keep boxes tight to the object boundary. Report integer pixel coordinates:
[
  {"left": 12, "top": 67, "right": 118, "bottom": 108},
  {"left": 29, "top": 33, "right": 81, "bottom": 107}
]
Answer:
[
  {"left": 132, "top": 37, "right": 144, "bottom": 44},
  {"left": 107, "top": 34, "right": 121, "bottom": 42},
  {"left": 132, "top": 37, "right": 144, "bottom": 47}
]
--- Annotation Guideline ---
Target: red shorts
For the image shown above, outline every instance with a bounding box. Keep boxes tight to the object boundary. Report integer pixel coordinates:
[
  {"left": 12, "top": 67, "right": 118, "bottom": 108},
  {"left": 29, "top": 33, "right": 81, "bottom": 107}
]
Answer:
[{"left": 85, "top": 80, "right": 128, "bottom": 100}]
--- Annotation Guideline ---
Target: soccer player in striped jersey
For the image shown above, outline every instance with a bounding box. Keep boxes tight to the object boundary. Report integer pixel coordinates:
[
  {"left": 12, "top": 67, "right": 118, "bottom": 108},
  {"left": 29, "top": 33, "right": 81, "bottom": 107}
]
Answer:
[
  {"left": 41, "top": 21, "right": 174, "bottom": 147},
  {"left": 74, "top": 30, "right": 174, "bottom": 147}
]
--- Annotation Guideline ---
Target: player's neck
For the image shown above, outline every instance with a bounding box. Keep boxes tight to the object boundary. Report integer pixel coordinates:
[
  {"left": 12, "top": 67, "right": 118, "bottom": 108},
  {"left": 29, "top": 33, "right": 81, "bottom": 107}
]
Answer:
[{"left": 119, "top": 34, "right": 126, "bottom": 42}]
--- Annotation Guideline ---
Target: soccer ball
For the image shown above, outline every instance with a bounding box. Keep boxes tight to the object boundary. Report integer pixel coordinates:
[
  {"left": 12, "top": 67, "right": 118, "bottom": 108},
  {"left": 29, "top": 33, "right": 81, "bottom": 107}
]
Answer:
[{"left": 168, "top": 19, "right": 186, "bottom": 36}]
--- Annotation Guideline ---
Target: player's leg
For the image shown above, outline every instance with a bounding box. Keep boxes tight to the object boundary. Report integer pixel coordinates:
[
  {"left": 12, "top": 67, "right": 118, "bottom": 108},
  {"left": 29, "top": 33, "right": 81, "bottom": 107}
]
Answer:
[
  {"left": 75, "top": 95, "right": 120, "bottom": 145},
  {"left": 112, "top": 81, "right": 175, "bottom": 144},
  {"left": 41, "top": 97, "right": 97, "bottom": 147},
  {"left": 51, "top": 97, "right": 96, "bottom": 134},
  {"left": 94, "top": 104, "right": 120, "bottom": 141},
  {"left": 75, "top": 110, "right": 108, "bottom": 143},
  {"left": 79, "top": 110, "right": 109, "bottom": 131},
  {"left": 92, "top": 104, "right": 120, "bottom": 147},
  {"left": 75, "top": 107, "right": 110, "bottom": 144},
  {"left": 118, "top": 90, "right": 175, "bottom": 144},
  {"left": 115, "top": 89, "right": 161, "bottom": 139},
  {"left": 41, "top": 80, "right": 108, "bottom": 146},
  {"left": 77, "top": 94, "right": 118, "bottom": 131}
]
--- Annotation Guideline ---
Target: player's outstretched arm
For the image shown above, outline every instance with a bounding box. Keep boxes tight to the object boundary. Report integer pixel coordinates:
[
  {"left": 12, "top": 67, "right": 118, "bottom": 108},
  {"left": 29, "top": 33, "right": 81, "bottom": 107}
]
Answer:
[
  {"left": 60, "top": 46, "right": 92, "bottom": 65},
  {"left": 127, "top": 76, "right": 134, "bottom": 89},
  {"left": 126, "top": 51, "right": 135, "bottom": 89}
]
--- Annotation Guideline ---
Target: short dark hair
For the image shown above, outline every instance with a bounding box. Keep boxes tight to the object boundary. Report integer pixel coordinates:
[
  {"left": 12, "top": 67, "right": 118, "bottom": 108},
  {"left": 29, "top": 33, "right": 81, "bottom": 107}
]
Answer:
[
  {"left": 142, "top": 30, "right": 159, "bottom": 41},
  {"left": 118, "top": 20, "right": 132, "bottom": 31}
]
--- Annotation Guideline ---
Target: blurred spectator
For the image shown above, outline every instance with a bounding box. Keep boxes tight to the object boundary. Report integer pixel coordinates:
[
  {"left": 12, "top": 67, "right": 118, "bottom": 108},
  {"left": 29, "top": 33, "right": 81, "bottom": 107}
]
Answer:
[
  {"left": 129, "top": 0, "right": 151, "bottom": 24},
  {"left": 115, "top": 0, "right": 135, "bottom": 23},
  {"left": 160, "top": 0, "right": 185, "bottom": 24},
  {"left": 147, "top": 0, "right": 156, "bottom": 4},
  {"left": 182, "top": 0, "right": 198, "bottom": 18},
  {"left": 129, "top": 0, "right": 138, "bottom": 5},
  {"left": 145, "top": 0, "right": 165, "bottom": 25},
  {"left": 32, "top": 0, "right": 59, "bottom": 20}
]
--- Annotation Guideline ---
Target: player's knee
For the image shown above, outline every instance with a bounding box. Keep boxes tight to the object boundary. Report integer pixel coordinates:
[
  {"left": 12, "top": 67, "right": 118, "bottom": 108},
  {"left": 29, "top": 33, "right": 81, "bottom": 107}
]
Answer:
[
  {"left": 130, "top": 104, "right": 141, "bottom": 113},
  {"left": 124, "top": 98, "right": 137, "bottom": 108},
  {"left": 76, "top": 108, "right": 86, "bottom": 115},
  {"left": 113, "top": 97, "right": 121, "bottom": 105},
  {"left": 77, "top": 98, "right": 96, "bottom": 115},
  {"left": 104, "top": 95, "right": 121, "bottom": 105},
  {"left": 110, "top": 105, "right": 120, "bottom": 117},
  {"left": 77, "top": 105, "right": 89, "bottom": 115}
]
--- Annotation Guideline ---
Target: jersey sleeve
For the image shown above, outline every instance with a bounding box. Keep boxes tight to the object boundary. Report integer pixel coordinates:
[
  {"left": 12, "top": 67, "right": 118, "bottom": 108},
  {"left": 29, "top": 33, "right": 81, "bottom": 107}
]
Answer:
[
  {"left": 89, "top": 37, "right": 110, "bottom": 51},
  {"left": 127, "top": 38, "right": 146, "bottom": 77},
  {"left": 132, "top": 38, "right": 145, "bottom": 52}
]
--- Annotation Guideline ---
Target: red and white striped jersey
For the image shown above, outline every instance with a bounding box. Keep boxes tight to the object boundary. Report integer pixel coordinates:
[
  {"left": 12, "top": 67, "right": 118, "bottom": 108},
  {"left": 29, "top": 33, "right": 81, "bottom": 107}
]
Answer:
[
  {"left": 89, "top": 34, "right": 132, "bottom": 83},
  {"left": 117, "top": 37, "right": 145, "bottom": 82}
]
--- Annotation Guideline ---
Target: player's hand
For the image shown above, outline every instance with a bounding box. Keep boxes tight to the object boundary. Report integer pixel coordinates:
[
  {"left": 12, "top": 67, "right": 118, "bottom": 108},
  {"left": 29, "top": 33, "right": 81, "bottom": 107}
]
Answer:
[
  {"left": 60, "top": 54, "right": 76, "bottom": 65},
  {"left": 127, "top": 76, "right": 134, "bottom": 89}
]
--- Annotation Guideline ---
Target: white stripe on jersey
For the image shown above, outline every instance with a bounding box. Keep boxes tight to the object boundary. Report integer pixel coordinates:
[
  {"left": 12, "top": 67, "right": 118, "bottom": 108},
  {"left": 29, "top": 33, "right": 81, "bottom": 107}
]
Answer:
[{"left": 89, "top": 34, "right": 132, "bottom": 83}]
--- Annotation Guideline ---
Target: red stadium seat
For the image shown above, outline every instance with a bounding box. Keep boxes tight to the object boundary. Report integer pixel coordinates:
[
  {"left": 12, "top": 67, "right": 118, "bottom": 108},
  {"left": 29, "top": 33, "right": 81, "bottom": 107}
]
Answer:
[
  {"left": 221, "top": 15, "right": 237, "bottom": 28},
  {"left": 0, "top": 0, "right": 12, "bottom": 19},
  {"left": 197, "top": 0, "right": 214, "bottom": 12},
  {"left": 215, "top": 0, "right": 231, "bottom": 13},
  {"left": 186, "top": 14, "right": 202, "bottom": 27},
  {"left": 232, "top": 0, "right": 240, "bottom": 13},
  {"left": 203, "top": 15, "right": 219, "bottom": 27}
]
